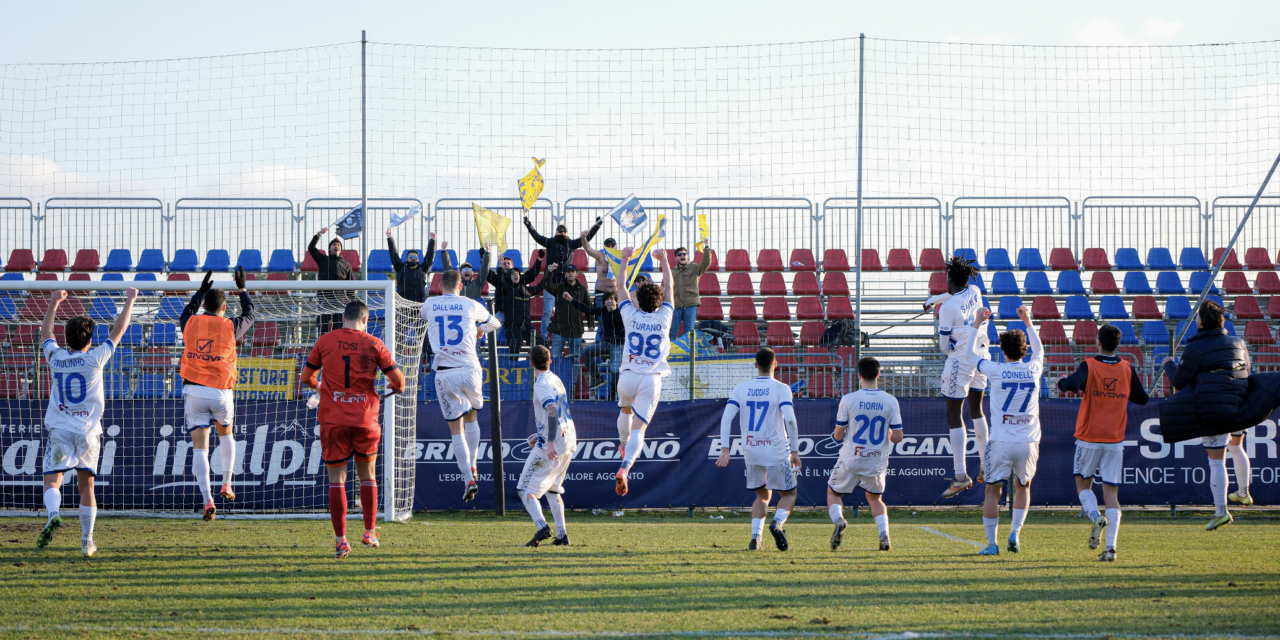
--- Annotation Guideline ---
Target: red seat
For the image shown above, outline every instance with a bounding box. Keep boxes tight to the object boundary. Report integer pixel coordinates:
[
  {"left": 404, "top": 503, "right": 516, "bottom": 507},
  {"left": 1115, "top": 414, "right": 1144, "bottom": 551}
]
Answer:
[
  {"left": 300, "top": 252, "right": 318, "bottom": 273},
  {"left": 760, "top": 272, "right": 788, "bottom": 296},
  {"left": 39, "top": 249, "right": 68, "bottom": 272},
  {"left": 1223, "top": 272, "right": 1252, "bottom": 295},
  {"left": 1245, "top": 247, "right": 1274, "bottom": 270},
  {"left": 726, "top": 273, "right": 755, "bottom": 296},
  {"left": 1049, "top": 248, "right": 1077, "bottom": 271},
  {"left": 821, "top": 272, "right": 849, "bottom": 296},
  {"left": 928, "top": 272, "right": 947, "bottom": 295},
  {"left": 13, "top": 325, "right": 40, "bottom": 345},
  {"left": 725, "top": 249, "right": 752, "bottom": 272},
  {"left": 341, "top": 250, "right": 361, "bottom": 273},
  {"left": 1082, "top": 248, "right": 1111, "bottom": 270},
  {"left": 757, "top": 249, "right": 784, "bottom": 272},
  {"left": 698, "top": 273, "right": 722, "bottom": 296},
  {"left": 733, "top": 321, "right": 760, "bottom": 346},
  {"left": 1269, "top": 297, "right": 1280, "bottom": 320},
  {"left": 1246, "top": 320, "right": 1275, "bottom": 345},
  {"left": 529, "top": 294, "right": 543, "bottom": 318},
  {"left": 68, "top": 273, "right": 90, "bottom": 282},
  {"left": 1257, "top": 346, "right": 1280, "bottom": 365},
  {"left": 807, "top": 372, "right": 837, "bottom": 398},
  {"left": 837, "top": 346, "right": 858, "bottom": 365},
  {"left": 697, "top": 297, "right": 724, "bottom": 321},
  {"left": 1073, "top": 320, "right": 1098, "bottom": 346},
  {"left": 729, "top": 297, "right": 758, "bottom": 321},
  {"left": 799, "top": 321, "right": 825, "bottom": 346},
  {"left": 1258, "top": 272, "right": 1280, "bottom": 294},
  {"left": 887, "top": 249, "right": 914, "bottom": 271},
  {"left": 0, "top": 373, "right": 21, "bottom": 400},
  {"left": 789, "top": 249, "right": 816, "bottom": 272},
  {"left": 571, "top": 249, "right": 589, "bottom": 272},
  {"left": 251, "top": 322, "right": 282, "bottom": 347},
  {"left": 35, "top": 273, "right": 58, "bottom": 281},
  {"left": 1213, "top": 248, "right": 1243, "bottom": 270},
  {"left": 796, "top": 297, "right": 825, "bottom": 320},
  {"left": 264, "top": 272, "right": 291, "bottom": 295},
  {"left": 6, "top": 249, "right": 35, "bottom": 272},
  {"left": 859, "top": 249, "right": 882, "bottom": 272},
  {"left": 765, "top": 322, "right": 794, "bottom": 346},
  {"left": 694, "top": 249, "right": 719, "bottom": 272},
  {"left": 919, "top": 249, "right": 946, "bottom": 271},
  {"left": 1090, "top": 272, "right": 1120, "bottom": 294},
  {"left": 793, "top": 272, "right": 820, "bottom": 296},
  {"left": 71, "top": 249, "right": 100, "bottom": 272},
  {"left": 1235, "top": 296, "right": 1264, "bottom": 320},
  {"left": 1132, "top": 296, "right": 1162, "bottom": 320},
  {"left": 762, "top": 297, "right": 791, "bottom": 321},
  {"left": 1119, "top": 346, "right": 1145, "bottom": 367},
  {"left": 822, "top": 249, "right": 850, "bottom": 271},
  {"left": 166, "top": 273, "right": 191, "bottom": 295},
  {"left": 1031, "top": 296, "right": 1060, "bottom": 320},
  {"left": 1039, "top": 322, "right": 1067, "bottom": 346},
  {"left": 1047, "top": 344, "right": 1075, "bottom": 365},
  {"left": 22, "top": 295, "right": 84, "bottom": 321},
  {"left": 826, "top": 297, "right": 855, "bottom": 320}
]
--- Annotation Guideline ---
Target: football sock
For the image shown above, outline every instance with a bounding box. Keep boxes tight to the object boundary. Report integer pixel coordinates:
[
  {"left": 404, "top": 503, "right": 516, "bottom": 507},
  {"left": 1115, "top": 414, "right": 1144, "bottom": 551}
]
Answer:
[
  {"left": 1078, "top": 489, "right": 1101, "bottom": 522},
  {"left": 193, "top": 448, "right": 212, "bottom": 502},
  {"left": 983, "top": 517, "right": 999, "bottom": 546},
  {"left": 1228, "top": 442, "right": 1251, "bottom": 496},
  {"left": 828, "top": 504, "right": 843, "bottom": 524},
  {"left": 1105, "top": 508, "right": 1121, "bottom": 550},
  {"left": 521, "top": 492, "right": 547, "bottom": 530},
  {"left": 949, "top": 427, "right": 968, "bottom": 478},
  {"left": 773, "top": 508, "right": 790, "bottom": 528},
  {"left": 751, "top": 518, "right": 764, "bottom": 540},
  {"left": 43, "top": 487, "right": 60, "bottom": 519},
  {"left": 451, "top": 434, "right": 474, "bottom": 483},
  {"left": 360, "top": 480, "right": 377, "bottom": 532},
  {"left": 874, "top": 514, "right": 889, "bottom": 536},
  {"left": 548, "top": 493, "right": 567, "bottom": 537},
  {"left": 620, "top": 429, "right": 644, "bottom": 471},
  {"left": 464, "top": 421, "right": 481, "bottom": 470},
  {"left": 329, "top": 482, "right": 347, "bottom": 538},
  {"left": 1011, "top": 508, "right": 1028, "bottom": 534},
  {"left": 218, "top": 434, "right": 237, "bottom": 483},
  {"left": 972, "top": 417, "right": 989, "bottom": 471},
  {"left": 79, "top": 505, "right": 96, "bottom": 542},
  {"left": 1209, "top": 457, "right": 1228, "bottom": 517},
  {"left": 617, "top": 412, "right": 632, "bottom": 446}
]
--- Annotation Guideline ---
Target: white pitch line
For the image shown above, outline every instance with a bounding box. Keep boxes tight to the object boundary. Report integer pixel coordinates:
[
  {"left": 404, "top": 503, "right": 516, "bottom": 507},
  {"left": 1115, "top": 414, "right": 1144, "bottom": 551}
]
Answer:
[{"left": 917, "top": 526, "right": 985, "bottom": 548}]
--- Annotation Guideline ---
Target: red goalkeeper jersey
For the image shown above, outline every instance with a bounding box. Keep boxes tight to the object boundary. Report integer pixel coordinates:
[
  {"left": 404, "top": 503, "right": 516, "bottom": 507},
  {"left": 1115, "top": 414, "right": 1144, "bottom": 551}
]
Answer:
[{"left": 306, "top": 328, "right": 398, "bottom": 428}]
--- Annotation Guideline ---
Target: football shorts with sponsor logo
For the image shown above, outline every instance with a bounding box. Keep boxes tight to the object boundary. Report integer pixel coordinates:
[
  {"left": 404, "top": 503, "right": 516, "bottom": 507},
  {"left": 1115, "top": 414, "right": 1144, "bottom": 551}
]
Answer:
[
  {"left": 516, "top": 443, "right": 576, "bottom": 499},
  {"left": 1201, "top": 431, "right": 1245, "bottom": 449},
  {"left": 984, "top": 440, "right": 1039, "bottom": 485},
  {"left": 435, "top": 367, "right": 485, "bottom": 421},
  {"left": 320, "top": 423, "right": 381, "bottom": 465},
  {"left": 618, "top": 370, "right": 662, "bottom": 426},
  {"left": 940, "top": 352, "right": 987, "bottom": 400},
  {"left": 183, "top": 388, "right": 234, "bottom": 431},
  {"left": 43, "top": 428, "right": 101, "bottom": 475},
  {"left": 745, "top": 462, "right": 798, "bottom": 492},
  {"left": 827, "top": 457, "right": 887, "bottom": 495},
  {"left": 1073, "top": 440, "right": 1124, "bottom": 485}
]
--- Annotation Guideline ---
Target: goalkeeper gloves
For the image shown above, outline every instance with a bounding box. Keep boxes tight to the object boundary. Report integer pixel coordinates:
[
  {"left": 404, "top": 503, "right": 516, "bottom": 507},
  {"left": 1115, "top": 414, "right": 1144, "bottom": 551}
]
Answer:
[
  {"left": 234, "top": 266, "right": 247, "bottom": 290},
  {"left": 199, "top": 271, "right": 214, "bottom": 294}
]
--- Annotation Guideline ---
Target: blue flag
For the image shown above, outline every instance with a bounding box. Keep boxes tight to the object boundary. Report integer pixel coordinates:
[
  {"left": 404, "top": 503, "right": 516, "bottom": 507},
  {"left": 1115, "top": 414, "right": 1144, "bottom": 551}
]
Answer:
[
  {"left": 609, "top": 194, "right": 647, "bottom": 235},
  {"left": 332, "top": 205, "right": 364, "bottom": 240},
  {"left": 388, "top": 204, "right": 421, "bottom": 229}
]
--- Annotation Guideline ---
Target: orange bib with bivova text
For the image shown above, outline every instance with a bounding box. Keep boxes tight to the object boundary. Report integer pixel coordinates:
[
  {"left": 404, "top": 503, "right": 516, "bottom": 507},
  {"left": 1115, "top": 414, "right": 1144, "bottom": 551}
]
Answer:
[
  {"left": 180, "top": 314, "right": 238, "bottom": 389},
  {"left": 1074, "top": 358, "right": 1132, "bottom": 444}
]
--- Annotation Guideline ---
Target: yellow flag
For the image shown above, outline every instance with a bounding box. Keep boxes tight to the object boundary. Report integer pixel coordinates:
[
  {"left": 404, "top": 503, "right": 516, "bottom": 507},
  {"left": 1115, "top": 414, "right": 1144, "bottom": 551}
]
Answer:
[
  {"left": 696, "top": 213, "right": 709, "bottom": 251},
  {"left": 603, "top": 214, "right": 668, "bottom": 288},
  {"left": 517, "top": 157, "right": 545, "bottom": 212},
  {"left": 472, "top": 203, "right": 512, "bottom": 254}
]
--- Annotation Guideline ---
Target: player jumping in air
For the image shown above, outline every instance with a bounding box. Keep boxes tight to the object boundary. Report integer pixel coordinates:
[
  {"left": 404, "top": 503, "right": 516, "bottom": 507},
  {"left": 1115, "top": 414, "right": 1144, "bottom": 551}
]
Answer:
[
  {"left": 302, "top": 300, "right": 405, "bottom": 558},
  {"left": 613, "top": 247, "right": 675, "bottom": 497},
  {"left": 716, "top": 348, "right": 801, "bottom": 551},
  {"left": 828, "top": 356, "right": 904, "bottom": 552},
  {"left": 423, "top": 268, "right": 503, "bottom": 502},
  {"left": 966, "top": 305, "right": 1043, "bottom": 556},
  {"left": 923, "top": 256, "right": 990, "bottom": 499},
  {"left": 179, "top": 268, "right": 253, "bottom": 521},
  {"left": 36, "top": 287, "right": 138, "bottom": 557},
  {"left": 1056, "top": 324, "right": 1150, "bottom": 561},
  {"left": 517, "top": 345, "right": 578, "bottom": 547}
]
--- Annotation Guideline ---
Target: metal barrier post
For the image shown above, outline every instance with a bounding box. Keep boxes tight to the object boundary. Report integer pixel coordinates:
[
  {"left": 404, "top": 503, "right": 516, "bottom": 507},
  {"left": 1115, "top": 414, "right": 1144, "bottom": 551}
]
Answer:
[
  {"left": 487, "top": 299, "right": 505, "bottom": 516},
  {"left": 854, "top": 32, "right": 865, "bottom": 363}
]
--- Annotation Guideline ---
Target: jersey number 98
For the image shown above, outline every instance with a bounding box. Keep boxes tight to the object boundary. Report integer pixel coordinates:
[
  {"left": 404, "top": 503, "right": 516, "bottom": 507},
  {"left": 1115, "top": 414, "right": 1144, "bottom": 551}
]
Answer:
[{"left": 627, "top": 332, "right": 662, "bottom": 359}]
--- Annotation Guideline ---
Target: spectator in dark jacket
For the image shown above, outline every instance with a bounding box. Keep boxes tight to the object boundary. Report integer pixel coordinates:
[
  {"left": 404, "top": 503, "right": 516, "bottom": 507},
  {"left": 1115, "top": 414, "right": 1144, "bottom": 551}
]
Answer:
[
  {"left": 488, "top": 252, "right": 542, "bottom": 355},
  {"left": 574, "top": 291, "right": 624, "bottom": 398},
  {"left": 386, "top": 228, "right": 435, "bottom": 303},
  {"left": 308, "top": 228, "right": 357, "bottom": 335},
  {"left": 524, "top": 216, "right": 603, "bottom": 339},
  {"left": 443, "top": 244, "right": 491, "bottom": 303},
  {"left": 539, "top": 262, "right": 589, "bottom": 363}
]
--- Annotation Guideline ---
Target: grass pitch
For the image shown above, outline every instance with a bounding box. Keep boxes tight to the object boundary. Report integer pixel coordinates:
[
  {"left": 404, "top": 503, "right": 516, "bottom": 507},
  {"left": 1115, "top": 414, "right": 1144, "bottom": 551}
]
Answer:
[{"left": 1, "top": 509, "right": 1277, "bottom": 639}]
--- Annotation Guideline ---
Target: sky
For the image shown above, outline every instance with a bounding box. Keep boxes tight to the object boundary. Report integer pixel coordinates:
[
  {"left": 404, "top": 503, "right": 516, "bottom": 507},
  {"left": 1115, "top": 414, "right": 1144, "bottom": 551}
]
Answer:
[{"left": 3, "top": 0, "right": 1279, "bottom": 63}]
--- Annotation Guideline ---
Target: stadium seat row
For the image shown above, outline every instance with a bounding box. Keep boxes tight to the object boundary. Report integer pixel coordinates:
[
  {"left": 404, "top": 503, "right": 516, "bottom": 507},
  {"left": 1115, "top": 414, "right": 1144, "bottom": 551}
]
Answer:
[
  {"left": 946, "top": 247, "right": 1267, "bottom": 271},
  {"left": 934, "top": 270, "right": 1229, "bottom": 296}
]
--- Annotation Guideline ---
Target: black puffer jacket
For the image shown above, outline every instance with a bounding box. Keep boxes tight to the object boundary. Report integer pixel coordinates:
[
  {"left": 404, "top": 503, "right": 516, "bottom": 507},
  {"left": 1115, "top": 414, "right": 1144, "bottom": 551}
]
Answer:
[{"left": 1159, "top": 327, "right": 1251, "bottom": 442}]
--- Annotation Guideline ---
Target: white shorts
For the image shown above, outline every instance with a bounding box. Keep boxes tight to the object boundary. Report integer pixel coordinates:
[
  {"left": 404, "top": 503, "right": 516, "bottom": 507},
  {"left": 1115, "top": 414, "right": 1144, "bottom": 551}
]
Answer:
[
  {"left": 43, "top": 428, "right": 101, "bottom": 475},
  {"left": 1073, "top": 440, "right": 1123, "bottom": 486},
  {"left": 516, "top": 444, "right": 575, "bottom": 499},
  {"left": 941, "top": 352, "right": 988, "bottom": 400},
  {"left": 435, "top": 368, "right": 484, "bottom": 421},
  {"left": 827, "top": 458, "right": 887, "bottom": 495},
  {"left": 745, "top": 462, "right": 798, "bottom": 492},
  {"left": 184, "top": 389, "right": 234, "bottom": 431},
  {"left": 984, "top": 440, "right": 1039, "bottom": 485},
  {"left": 1201, "top": 431, "right": 1245, "bottom": 449},
  {"left": 618, "top": 371, "right": 662, "bottom": 425}
]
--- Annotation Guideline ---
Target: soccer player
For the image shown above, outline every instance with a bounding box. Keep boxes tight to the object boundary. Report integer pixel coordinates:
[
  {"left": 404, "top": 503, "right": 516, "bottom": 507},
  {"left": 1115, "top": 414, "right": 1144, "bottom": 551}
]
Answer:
[
  {"left": 613, "top": 247, "right": 675, "bottom": 497},
  {"left": 179, "top": 269, "right": 253, "bottom": 521},
  {"left": 517, "top": 345, "right": 577, "bottom": 547},
  {"left": 423, "top": 268, "right": 502, "bottom": 502},
  {"left": 923, "top": 257, "right": 990, "bottom": 499},
  {"left": 302, "top": 300, "right": 405, "bottom": 559},
  {"left": 965, "top": 304, "right": 1042, "bottom": 556},
  {"left": 828, "top": 356, "right": 904, "bottom": 552},
  {"left": 715, "top": 348, "right": 802, "bottom": 551},
  {"left": 1055, "top": 324, "right": 1150, "bottom": 562},
  {"left": 36, "top": 287, "right": 138, "bottom": 557},
  {"left": 1228, "top": 431, "right": 1254, "bottom": 507}
]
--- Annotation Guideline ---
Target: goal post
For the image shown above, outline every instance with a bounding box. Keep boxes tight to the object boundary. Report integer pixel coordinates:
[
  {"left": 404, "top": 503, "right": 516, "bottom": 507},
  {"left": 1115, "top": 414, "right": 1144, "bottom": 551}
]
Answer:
[{"left": 0, "top": 278, "right": 426, "bottom": 521}]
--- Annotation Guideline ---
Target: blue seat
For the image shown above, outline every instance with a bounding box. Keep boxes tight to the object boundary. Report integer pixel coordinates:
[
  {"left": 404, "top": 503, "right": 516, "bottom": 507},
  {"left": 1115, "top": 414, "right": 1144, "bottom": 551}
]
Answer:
[
  {"left": 991, "top": 272, "right": 1020, "bottom": 295},
  {"left": 103, "top": 249, "right": 133, "bottom": 272},
  {"left": 1225, "top": 320, "right": 1237, "bottom": 336},
  {"left": 1122, "top": 272, "right": 1153, "bottom": 295},
  {"left": 151, "top": 323, "right": 178, "bottom": 346},
  {"left": 170, "top": 249, "right": 199, "bottom": 272},
  {"left": 137, "top": 249, "right": 167, "bottom": 272},
  {"left": 1165, "top": 296, "right": 1192, "bottom": 320},
  {"left": 1141, "top": 320, "right": 1169, "bottom": 345},
  {"left": 0, "top": 272, "right": 22, "bottom": 282},
  {"left": 369, "top": 319, "right": 384, "bottom": 340},
  {"left": 118, "top": 325, "right": 145, "bottom": 347},
  {"left": 236, "top": 250, "right": 263, "bottom": 272},
  {"left": 157, "top": 297, "right": 186, "bottom": 321},
  {"left": 1114, "top": 248, "right": 1144, "bottom": 270},
  {"left": 988, "top": 347, "right": 1005, "bottom": 363},
  {"left": 986, "top": 318, "right": 999, "bottom": 343},
  {"left": 984, "top": 248, "right": 1013, "bottom": 271},
  {"left": 1016, "top": 248, "right": 1046, "bottom": 271},
  {"left": 1155, "top": 272, "right": 1185, "bottom": 295},
  {"left": 1110, "top": 321, "right": 1139, "bottom": 345},
  {"left": 170, "top": 377, "right": 184, "bottom": 399},
  {"left": 104, "top": 374, "right": 129, "bottom": 400},
  {"left": 1057, "top": 271, "right": 1086, "bottom": 295},
  {"left": 0, "top": 295, "right": 17, "bottom": 321},
  {"left": 1205, "top": 294, "right": 1224, "bottom": 308},
  {"left": 1174, "top": 320, "right": 1194, "bottom": 345},
  {"left": 1099, "top": 296, "right": 1129, "bottom": 319},
  {"left": 108, "top": 347, "right": 135, "bottom": 371},
  {"left": 368, "top": 272, "right": 389, "bottom": 281},
  {"left": 503, "top": 249, "right": 524, "bottom": 271},
  {"left": 431, "top": 249, "right": 458, "bottom": 273},
  {"left": 463, "top": 249, "right": 484, "bottom": 269},
  {"left": 96, "top": 273, "right": 123, "bottom": 296},
  {"left": 1188, "top": 271, "right": 1218, "bottom": 295},
  {"left": 1146, "top": 248, "right": 1175, "bottom": 270},
  {"left": 202, "top": 250, "right": 231, "bottom": 272},
  {"left": 998, "top": 296, "right": 1024, "bottom": 320},
  {"left": 93, "top": 325, "right": 110, "bottom": 346},
  {"left": 968, "top": 273, "right": 986, "bottom": 295},
  {"left": 1180, "top": 248, "right": 1210, "bottom": 270},
  {"left": 1023, "top": 272, "right": 1052, "bottom": 295},
  {"left": 267, "top": 249, "right": 296, "bottom": 273},
  {"left": 135, "top": 374, "right": 166, "bottom": 400},
  {"left": 954, "top": 248, "right": 980, "bottom": 269},
  {"left": 1151, "top": 346, "right": 1171, "bottom": 370},
  {"left": 1065, "top": 295, "right": 1094, "bottom": 319},
  {"left": 88, "top": 298, "right": 117, "bottom": 320},
  {"left": 133, "top": 273, "right": 158, "bottom": 296},
  {"left": 368, "top": 250, "right": 394, "bottom": 273}
]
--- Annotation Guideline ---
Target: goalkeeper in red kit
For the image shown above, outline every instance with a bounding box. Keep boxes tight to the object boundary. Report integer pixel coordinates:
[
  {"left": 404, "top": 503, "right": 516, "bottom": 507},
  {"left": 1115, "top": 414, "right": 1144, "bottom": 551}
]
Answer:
[{"left": 302, "top": 300, "right": 406, "bottom": 559}]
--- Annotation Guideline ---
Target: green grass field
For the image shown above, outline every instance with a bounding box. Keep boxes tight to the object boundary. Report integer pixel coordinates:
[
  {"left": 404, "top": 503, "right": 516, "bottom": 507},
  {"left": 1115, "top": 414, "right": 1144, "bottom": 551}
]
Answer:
[{"left": 1, "top": 509, "right": 1277, "bottom": 639}]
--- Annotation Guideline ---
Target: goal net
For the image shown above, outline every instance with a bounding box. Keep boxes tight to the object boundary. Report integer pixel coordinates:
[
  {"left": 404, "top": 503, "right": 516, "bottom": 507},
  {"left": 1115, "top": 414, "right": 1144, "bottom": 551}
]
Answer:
[{"left": 0, "top": 279, "right": 426, "bottom": 521}]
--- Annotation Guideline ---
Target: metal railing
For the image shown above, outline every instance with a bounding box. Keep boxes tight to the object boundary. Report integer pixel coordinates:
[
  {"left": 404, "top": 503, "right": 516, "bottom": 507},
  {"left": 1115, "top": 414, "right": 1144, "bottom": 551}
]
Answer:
[
  {"left": 40, "top": 197, "right": 165, "bottom": 262},
  {"left": 693, "top": 198, "right": 816, "bottom": 264},
  {"left": 952, "top": 196, "right": 1073, "bottom": 261},
  {"left": 1081, "top": 196, "right": 1205, "bottom": 259},
  {"left": 433, "top": 198, "right": 555, "bottom": 268},
  {"left": 172, "top": 198, "right": 295, "bottom": 269}
]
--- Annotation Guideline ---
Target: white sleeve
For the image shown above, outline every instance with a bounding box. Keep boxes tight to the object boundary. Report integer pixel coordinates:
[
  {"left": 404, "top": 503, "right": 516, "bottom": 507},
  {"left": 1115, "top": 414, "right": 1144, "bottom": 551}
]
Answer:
[
  {"left": 888, "top": 396, "right": 903, "bottom": 429},
  {"left": 780, "top": 402, "right": 800, "bottom": 452},
  {"left": 41, "top": 338, "right": 59, "bottom": 363},
  {"left": 835, "top": 396, "right": 851, "bottom": 428},
  {"left": 937, "top": 304, "right": 956, "bottom": 356},
  {"left": 720, "top": 389, "right": 741, "bottom": 453},
  {"left": 967, "top": 324, "right": 993, "bottom": 376},
  {"left": 925, "top": 292, "right": 952, "bottom": 307},
  {"left": 475, "top": 301, "right": 502, "bottom": 334},
  {"left": 89, "top": 341, "right": 116, "bottom": 367},
  {"left": 1025, "top": 321, "right": 1043, "bottom": 365}
]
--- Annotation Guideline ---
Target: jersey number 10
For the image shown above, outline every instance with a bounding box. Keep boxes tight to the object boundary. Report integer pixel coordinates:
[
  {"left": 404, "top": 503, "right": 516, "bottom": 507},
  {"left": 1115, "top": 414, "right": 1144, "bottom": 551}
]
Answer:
[{"left": 53, "top": 372, "right": 87, "bottom": 404}]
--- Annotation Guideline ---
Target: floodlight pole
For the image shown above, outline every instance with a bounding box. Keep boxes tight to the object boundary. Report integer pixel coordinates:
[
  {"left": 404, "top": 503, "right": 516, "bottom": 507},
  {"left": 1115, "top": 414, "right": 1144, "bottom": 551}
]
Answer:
[
  {"left": 854, "top": 33, "right": 865, "bottom": 363},
  {"left": 360, "top": 29, "right": 368, "bottom": 281}
]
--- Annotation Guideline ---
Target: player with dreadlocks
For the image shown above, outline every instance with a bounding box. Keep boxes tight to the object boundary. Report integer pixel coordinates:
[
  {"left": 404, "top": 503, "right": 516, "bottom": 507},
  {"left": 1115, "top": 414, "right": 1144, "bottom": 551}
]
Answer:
[{"left": 923, "top": 256, "right": 990, "bottom": 498}]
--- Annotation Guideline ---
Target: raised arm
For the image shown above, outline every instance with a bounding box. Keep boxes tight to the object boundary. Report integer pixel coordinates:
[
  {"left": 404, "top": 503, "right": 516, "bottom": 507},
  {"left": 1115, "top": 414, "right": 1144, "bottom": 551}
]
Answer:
[
  {"left": 580, "top": 231, "right": 606, "bottom": 263},
  {"left": 39, "top": 290, "right": 68, "bottom": 344},
  {"left": 423, "top": 233, "right": 437, "bottom": 272},
  {"left": 696, "top": 242, "right": 713, "bottom": 276},
  {"left": 569, "top": 297, "right": 601, "bottom": 317},
  {"left": 308, "top": 228, "right": 328, "bottom": 262},
  {"left": 232, "top": 290, "right": 255, "bottom": 340},
  {"left": 387, "top": 232, "right": 403, "bottom": 272},
  {"left": 617, "top": 248, "right": 637, "bottom": 308},
  {"left": 179, "top": 271, "right": 214, "bottom": 332},
  {"left": 968, "top": 306, "right": 994, "bottom": 378},
  {"left": 657, "top": 248, "right": 674, "bottom": 305},
  {"left": 442, "top": 246, "right": 454, "bottom": 272},
  {"left": 1017, "top": 304, "right": 1042, "bottom": 362},
  {"left": 478, "top": 244, "right": 492, "bottom": 287},
  {"left": 523, "top": 218, "right": 551, "bottom": 247},
  {"left": 107, "top": 288, "right": 139, "bottom": 346}
]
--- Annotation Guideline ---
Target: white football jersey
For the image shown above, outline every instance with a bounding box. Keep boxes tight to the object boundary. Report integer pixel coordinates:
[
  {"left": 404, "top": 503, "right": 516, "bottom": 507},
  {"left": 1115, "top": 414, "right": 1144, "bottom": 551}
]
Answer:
[
  {"left": 834, "top": 388, "right": 903, "bottom": 475},
  {"left": 618, "top": 300, "right": 674, "bottom": 377},
  {"left": 423, "top": 294, "right": 501, "bottom": 371},
  {"left": 938, "top": 284, "right": 985, "bottom": 356},
  {"left": 975, "top": 338, "right": 1045, "bottom": 444},
  {"left": 726, "top": 377, "right": 796, "bottom": 467},
  {"left": 42, "top": 338, "right": 114, "bottom": 436},
  {"left": 533, "top": 371, "right": 576, "bottom": 452}
]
